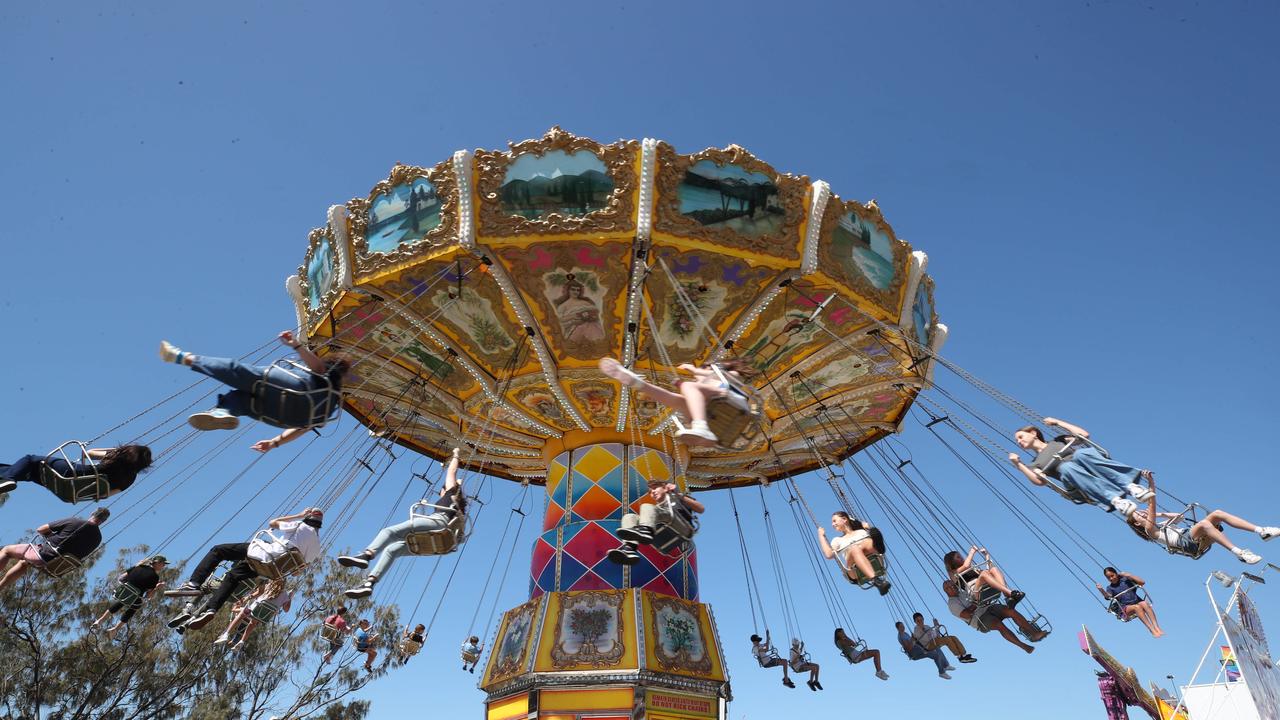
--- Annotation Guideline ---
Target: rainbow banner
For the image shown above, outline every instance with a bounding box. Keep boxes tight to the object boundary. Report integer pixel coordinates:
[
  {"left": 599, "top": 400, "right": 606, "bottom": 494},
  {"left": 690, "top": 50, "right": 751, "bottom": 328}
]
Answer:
[{"left": 1221, "top": 645, "right": 1242, "bottom": 681}]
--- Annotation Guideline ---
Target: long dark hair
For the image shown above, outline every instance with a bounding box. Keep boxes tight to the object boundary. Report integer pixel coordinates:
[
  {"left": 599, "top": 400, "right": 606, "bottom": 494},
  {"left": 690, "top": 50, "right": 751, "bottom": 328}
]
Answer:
[
  {"left": 1016, "top": 425, "right": 1045, "bottom": 442},
  {"left": 867, "top": 526, "right": 886, "bottom": 555},
  {"left": 833, "top": 627, "right": 850, "bottom": 645},
  {"left": 943, "top": 550, "right": 963, "bottom": 572},
  {"left": 717, "top": 358, "right": 757, "bottom": 380},
  {"left": 97, "top": 445, "right": 152, "bottom": 484}
]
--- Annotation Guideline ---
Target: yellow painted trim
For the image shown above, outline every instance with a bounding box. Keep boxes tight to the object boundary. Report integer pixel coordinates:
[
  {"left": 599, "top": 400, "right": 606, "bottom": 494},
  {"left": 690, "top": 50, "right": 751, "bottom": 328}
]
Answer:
[
  {"left": 646, "top": 689, "right": 719, "bottom": 719},
  {"left": 475, "top": 230, "right": 636, "bottom": 246},
  {"left": 648, "top": 232, "right": 796, "bottom": 271},
  {"left": 539, "top": 687, "right": 633, "bottom": 712},
  {"left": 486, "top": 692, "right": 529, "bottom": 720}
]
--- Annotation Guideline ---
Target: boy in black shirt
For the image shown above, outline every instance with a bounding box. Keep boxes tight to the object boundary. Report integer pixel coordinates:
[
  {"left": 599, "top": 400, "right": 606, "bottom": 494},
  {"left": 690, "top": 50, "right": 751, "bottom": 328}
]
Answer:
[{"left": 92, "top": 555, "right": 169, "bottom": 637}]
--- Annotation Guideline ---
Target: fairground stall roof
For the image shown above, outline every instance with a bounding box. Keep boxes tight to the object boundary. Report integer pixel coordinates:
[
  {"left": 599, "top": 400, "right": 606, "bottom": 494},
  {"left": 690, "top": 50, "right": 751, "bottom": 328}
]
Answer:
[{"left": 288, "top": 128, "right": 945, "bottom": 489}]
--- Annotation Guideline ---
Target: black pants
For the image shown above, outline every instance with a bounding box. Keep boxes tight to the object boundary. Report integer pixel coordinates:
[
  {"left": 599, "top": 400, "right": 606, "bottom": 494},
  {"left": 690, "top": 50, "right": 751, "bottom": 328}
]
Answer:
[
  {"left": 189, "top": 542, "right": 260, "bottom": 613},
  {"left": 108, "top": 598, "right": 143, "bottom": 624}
]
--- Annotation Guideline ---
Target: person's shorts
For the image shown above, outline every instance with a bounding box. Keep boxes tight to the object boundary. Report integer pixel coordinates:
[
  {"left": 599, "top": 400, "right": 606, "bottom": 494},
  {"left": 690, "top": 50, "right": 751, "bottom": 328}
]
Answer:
[{"left": 22, "top": 544, "right": 46, "bottom": 567}]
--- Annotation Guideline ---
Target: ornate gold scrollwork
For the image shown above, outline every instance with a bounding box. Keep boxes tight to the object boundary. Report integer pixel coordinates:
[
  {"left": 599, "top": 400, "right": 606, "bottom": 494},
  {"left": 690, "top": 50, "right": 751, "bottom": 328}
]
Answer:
[
  {"left": 349, "top": 158, "right": 459, "bottom": 276},
  {"left": 474, "top": 126, "right": 639, "bottom": 237},
  {"left": 648, "top": 595, "right": 713, "bottom": 675},
  {"left": 296, "top": 225, "right": 343, "bottom": 330}
]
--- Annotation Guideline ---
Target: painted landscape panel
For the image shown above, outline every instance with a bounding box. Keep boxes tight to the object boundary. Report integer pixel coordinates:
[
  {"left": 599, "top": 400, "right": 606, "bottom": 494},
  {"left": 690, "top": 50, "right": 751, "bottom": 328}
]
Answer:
[
  {"left": 306, "top": 235, "right": 334, "bottom": 309},
  {"left": 500, "top": 150, "right": 613, "bottom": 219},
  {"left": 831, "top": 210, "right": 895, "bottom": 290},
  {"left": 367, "top": 177, "right": 442, "bottom": 253},
  {"left": 677, "top": 160, "right": 782, "bottom": 236}
]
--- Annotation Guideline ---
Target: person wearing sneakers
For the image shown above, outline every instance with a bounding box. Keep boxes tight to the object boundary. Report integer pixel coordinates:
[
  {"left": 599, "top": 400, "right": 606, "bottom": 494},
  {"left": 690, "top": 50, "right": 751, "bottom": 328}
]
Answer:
[
  {"left": 0, "top": 507, "right": 109, "bottom": 592},
  {"left": 214, "top": 578, "right": 291, "bottom": 650},
  {"left": 354, "top": 619, "right": 377, "bottom": 671},
  {"left": 158, "top": 330, "right": 349, "bottom": 453},
  {"left": 1126, "top": 473, "right": 1277, "bottom": 564},
  {"left": 598, "top": 356, "right": 755, "bottom": 447},
  {"left": 606, "top": 480, "right": 704, "bottom": 566},
  {"left": 321, "top": 607, "right": 351, "bottom": 664},
  {"left": 339, "top": 449, "right": 466, "bottom": 599},
  {"left": 91, "top": 555, "right": 168, "bottom": 638},
  {"left": 751, "top": 631, "right": 796, "bottom": 688},
  {"left": 165, "top": 508, "right": 321, "bottom": 630},
  {"left": 817, "top": 511, "right": 891, "bottom": 595},
  {"left": 943, "top": 546, "right": 1025, "bottom": 610},
  {"left": 788, "top": 637, "right": 823, "bottom": 691},
  {"left": 0, "top": 445, "right": 152, "bottom": 502},
  {"left": 943, "top": 580, "right": 1046, "bottom": 653},
  {"left": 833, "top": 627, "right": 889, "bottom": 680},
  {"left": 1008, "top": 418, "right": 1153, "bottom": 517},
  {"left": 911, "top": 612, "right": 976, "bottom": 665},
  {"left": 896, "top": 620, "right": 952, "bottom": 679}
]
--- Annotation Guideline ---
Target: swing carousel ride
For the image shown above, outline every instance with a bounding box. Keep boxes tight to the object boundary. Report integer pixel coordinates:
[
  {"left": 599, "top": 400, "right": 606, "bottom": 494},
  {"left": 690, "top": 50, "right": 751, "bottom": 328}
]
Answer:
[{"left": 288, "top": 127, "right": 946, "bottom": 718}]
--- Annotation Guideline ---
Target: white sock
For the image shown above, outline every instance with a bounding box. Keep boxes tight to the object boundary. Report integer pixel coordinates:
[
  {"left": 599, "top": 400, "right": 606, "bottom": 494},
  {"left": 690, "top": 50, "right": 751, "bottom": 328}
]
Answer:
[{"left": 691, "top": 420, "right": 710, "bottom": 430}]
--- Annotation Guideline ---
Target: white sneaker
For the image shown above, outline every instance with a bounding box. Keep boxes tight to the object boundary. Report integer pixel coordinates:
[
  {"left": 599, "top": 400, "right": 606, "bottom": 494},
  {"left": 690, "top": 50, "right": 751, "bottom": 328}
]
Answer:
[
  {"left": 944, "top": 664, "right": 957, "bottom": 672},
  {"left": 598, "top": 357, "right": 644, "bottom": 388},
  {"left": 188, "top": 409, "right": 239, "bottom": 431},
  {"left": 1257, "top": 526, "right": 1280, "bottom": 541},
  {"left": 875, "top": 670, "right": 890, "bottom": 681},
  {"left": 1125, "top": 483, "right": 1154, "bottom": 502},
  {"left": 1110, "top": 497, "right": 1137, "bottom": 518},
  {"left": 938, "top": 671, "right": 952, "bottom": 680},
  {"left": 1235, "top": 548, "right": 1263, "bottom": 565},
  {"left": 213, "top": 632, "right": 230, "bottom": 645},
  {"left": 676, "top": 422, "right": 719, "bottom": 447}
]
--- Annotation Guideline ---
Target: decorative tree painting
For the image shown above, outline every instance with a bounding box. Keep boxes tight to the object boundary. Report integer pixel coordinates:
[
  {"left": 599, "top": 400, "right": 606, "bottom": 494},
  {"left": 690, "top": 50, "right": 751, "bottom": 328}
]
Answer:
[
  {"left": 677, "top": 160, "right": 782, "bottom": 236},
  {"left": 551, "top": 591, "right": 625, "bottom": 668},
  {"left": 500, "top": 150, "right": 614, "bottom": 219},
  {"left": 367, "top": 177, "right": 443, "bottom": 253}
]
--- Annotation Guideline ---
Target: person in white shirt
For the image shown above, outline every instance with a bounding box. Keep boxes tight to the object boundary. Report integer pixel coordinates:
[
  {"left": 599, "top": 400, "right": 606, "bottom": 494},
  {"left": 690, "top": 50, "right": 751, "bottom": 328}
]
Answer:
[
  {"left": 942, "top": 580, "right": 1045, "bottom": 653},
  {"left": 789, "top": 638, "right": 822, "bottom": 691},
  {"left": 166, "top": 508, "right": 322, "bottom": 629},
  {"left": 751, "top": 631, "right": 795, "bottom": 688},
  {"left": 910, "top": 612, "right": 975, "bottom": 664},
  {"left": 816, "top": 511, "right": 890, "bottom": 595}
]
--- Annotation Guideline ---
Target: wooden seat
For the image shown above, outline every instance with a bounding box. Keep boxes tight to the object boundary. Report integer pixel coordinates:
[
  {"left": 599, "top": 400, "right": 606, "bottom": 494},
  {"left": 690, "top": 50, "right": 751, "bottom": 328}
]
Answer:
[{"left": 672, "top": 364, "right": 764, "bottom": 450}]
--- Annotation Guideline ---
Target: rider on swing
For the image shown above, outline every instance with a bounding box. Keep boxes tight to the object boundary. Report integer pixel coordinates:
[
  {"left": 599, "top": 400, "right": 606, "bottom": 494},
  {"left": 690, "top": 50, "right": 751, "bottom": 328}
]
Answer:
[
  {"left": 606, "top": 479, "right": 705, "bottom": 565},
  {"left": 598, "top": 357, "right": 755, "bottom": 447}
]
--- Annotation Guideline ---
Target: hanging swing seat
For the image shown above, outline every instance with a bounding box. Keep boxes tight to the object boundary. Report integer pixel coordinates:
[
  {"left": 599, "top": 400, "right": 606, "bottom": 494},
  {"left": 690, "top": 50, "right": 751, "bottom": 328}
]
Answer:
[
  {"left": 953, "top": 559, "right": 1006, "bottom": 611},
  {"left": 672, "top": 365, "right": 763, "bottom": 450},
  {"left": 460, "top": 644, "right": 483, "bottom": 665},
  {"left": 403, "top": 500, "right": 468, "bottom": 556},
  {"left": 249, "top": 358, "right": 343, "bottom": 430},
  {"left": 648, "top": 492, "right": 699, "bottom": 555},
  {"left": 320, "top": 621, "right": 346, "bottom": 643},
  {"left": 39, "top": 441, "right": 110, "bottom": 503},
  {"left": 753, "top": 643, "right": 784, "bottom": 667},
  {"left": 1155, "top": 504, "right": 1211, "bottom": 559},
  {"left": 245, "top": 530, "right": 309, "bottom": 581},
  {"left": 249, "top": 599, "right": 284, "bottom": 624},
  {"left": 840, "top": 551, "right": 887, "bottom": 589},
  {"left": 399, "top": 635, "right": 424, "bottom": 658},
  {"left": 838, "top": 638, "right": 868, "bottom": 663},
  {"left": 788, "top": 647, "right": 814, "bottom": 672},
  {"left": 1106, "top": 586, "right": 1151, "bottom": 622},
  {"left": 111, "top": 581, "right": 146, "bottom": 608},
  {"left": 1036, "top": 434, "right": 1113, "bottom": 505},
  {"left": 37, "top": 546, "right": 84, "bottom": 579},
  {"left": 1017, "top": 613, "right": 1052, "bottom": 642}
]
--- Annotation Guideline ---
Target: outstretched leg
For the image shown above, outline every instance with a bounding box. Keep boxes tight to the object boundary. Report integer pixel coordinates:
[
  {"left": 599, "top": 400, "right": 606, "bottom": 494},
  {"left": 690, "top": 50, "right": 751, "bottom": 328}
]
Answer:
[
  {"left": 599, "top": 359, "right": 689, "bottom": 415},
  {"left": 994, "top": 622, "right": 1035, "bottom": 653}
]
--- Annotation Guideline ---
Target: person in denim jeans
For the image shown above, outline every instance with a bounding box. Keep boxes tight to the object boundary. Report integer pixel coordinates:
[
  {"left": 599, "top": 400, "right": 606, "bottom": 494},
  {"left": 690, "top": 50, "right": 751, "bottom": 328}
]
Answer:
[
  {"left": 158, "top": 330, "right": 349, "bottom": 453},
  {"left": 896, "top": 620, "right": 952, "bottom": 679}
]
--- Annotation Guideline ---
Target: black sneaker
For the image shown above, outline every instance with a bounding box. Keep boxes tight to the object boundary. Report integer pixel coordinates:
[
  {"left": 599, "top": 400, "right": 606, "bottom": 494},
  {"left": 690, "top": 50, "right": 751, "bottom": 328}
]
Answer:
[
  {"left": 782, "top": 678, "right": 795, "bottom": 689},
  {"left": 1008, "top": 590, "right": 1025, "bottom": 609},
  {"left": 0, "top": 480, "right": 16, "bottom": 494},
  {"left": 164, "top": 581, "right": 205, "bottom": 597},
  {"left": 345, "top": 579, "right": 376, "bottom": 599},
  {"left": 812, "top": 680, "right": 823, "bottom": 690},
  {"left": 167, "top": 612, "right": 192, "bottom": 629},
  {"left": 616, "top": 525, "right": 655, "bottom": 544},
  {"left": 874, "top": 578, "right": 892, "bottom": 596},
  {"left": 959, "top": 654, "right": 977, "bottom": 664},
  {"left": 185, "top": 610, "right": 217, "bottom": 631},
  {"left": 337, "top": 551, "right": 373, "bottom": 569},
  {"left": 607, "top": 546, "right": 641, "bottom": 565}
]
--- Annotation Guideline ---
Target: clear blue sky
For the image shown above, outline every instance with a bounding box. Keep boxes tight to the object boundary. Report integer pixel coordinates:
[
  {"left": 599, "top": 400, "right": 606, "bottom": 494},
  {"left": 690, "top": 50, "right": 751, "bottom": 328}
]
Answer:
[{"left": 3, "top": 1, "right": 1279, "bottom": 718}]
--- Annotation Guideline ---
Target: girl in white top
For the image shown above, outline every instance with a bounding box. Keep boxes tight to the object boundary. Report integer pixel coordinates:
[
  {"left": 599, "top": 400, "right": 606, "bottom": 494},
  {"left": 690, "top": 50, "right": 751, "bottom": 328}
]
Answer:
[
  {"left": 1126, "top": 473, "right": 1277, "bottom": 564},
  {"left": 817, "top": 511, "right": 891, "bottom": 595}
]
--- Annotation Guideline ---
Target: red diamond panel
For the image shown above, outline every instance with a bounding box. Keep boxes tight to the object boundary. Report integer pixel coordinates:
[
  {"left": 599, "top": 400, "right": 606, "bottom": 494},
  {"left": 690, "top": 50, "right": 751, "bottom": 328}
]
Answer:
[{"left": 562, "top": 522, "right": 619, "bottom": 570}]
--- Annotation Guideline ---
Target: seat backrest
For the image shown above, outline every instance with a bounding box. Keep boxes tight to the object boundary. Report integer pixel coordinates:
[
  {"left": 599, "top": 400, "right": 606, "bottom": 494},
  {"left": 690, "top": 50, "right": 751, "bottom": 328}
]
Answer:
[
  {"left": 846, "top": 553, "right": 886, "bottom": 587},
  {"left": 41, "top": 552, "right": 83, "bottom": 578},
  {"left": 250, "top": 601, "right": 282, "bottom": 623},
  {"left": 248, "top": 547, "right": 306, "bottom": 581},
  {"left": 650, "top": 494, "right": 697, "bottom": 555}
]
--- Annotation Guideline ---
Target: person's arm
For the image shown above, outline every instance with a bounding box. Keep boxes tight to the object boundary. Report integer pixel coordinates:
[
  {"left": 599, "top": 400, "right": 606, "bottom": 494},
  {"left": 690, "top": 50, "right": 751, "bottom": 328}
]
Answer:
[
  {"left": 1137, "top": 478, "right": 1159, "bottom": 538},
  {"left": 1122, "top": 571, "right": 1145, "bottom": 586},
  {"left": 816, "top": 527, "right": 836, "bottom": 559},
  {"left": 954, "top": 546, "right": 978, "bottom": 574},
  {"left": 1044, "top": 417, "right": 1089, "bottom": 439},
  {"left": 279, "top": 330, "right": 327, "bottom": 374},
  {"left": 677, "top": 489, "right": 705, "bottom": 514},
  {"left": 441, "top": 448, "right": 462, "bottom": 495},
  {"left": 252, "top": 427, "right": 308, "bottom": 454},
  {"left": 36, "top": 523, "right": 52, "bottom": 536},
  {"left": 283, "top": 596, "right": 293, "bottom": 612},
  {"left": 1095, "top": 583, "right": 1113, "bottom": 600},
  {"left": 1007, "top": 454, "right": 1048, "bottom": 487},
  {"left": 268, "top": 509, "right": 312, "bottom": 529},
  {"left": 86, "top": 448, "right": 113, "bottom": 460}
]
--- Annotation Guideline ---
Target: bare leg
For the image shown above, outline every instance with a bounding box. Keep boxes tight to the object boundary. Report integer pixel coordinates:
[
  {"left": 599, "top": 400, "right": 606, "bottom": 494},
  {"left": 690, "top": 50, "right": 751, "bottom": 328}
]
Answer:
[
  {"left": 0, "top": 562, "right": 31, "bottom": 591},
  {"left": 844, "top": 543, "right": 877, "bottom": 581},
  {"left": 678, "top": 381, "right": 711, "bottom": 423},
  {"left": 1137, "top": 601, "right": 1163, "bottom": 637},
  {"left": 631, "top": 380, "right": 690, "bottom": 416},
  {"left": 860, "top": 649, "right": 883, "bottom": 673},
  {"left": 975, "top": 567, "right": 1015, "bottom": 597},
  {"left": 1192, "top": 513, "right": 1249, "bottom": 551},
  {"left": 994, "top": 622, "right": 1035, "bottom": 653},
  {"left": 92, "top": 608, "right": 112, "bottom": 628},
  {"left": 1126, "top": 604, "right": 1160, "bottom": 637}
]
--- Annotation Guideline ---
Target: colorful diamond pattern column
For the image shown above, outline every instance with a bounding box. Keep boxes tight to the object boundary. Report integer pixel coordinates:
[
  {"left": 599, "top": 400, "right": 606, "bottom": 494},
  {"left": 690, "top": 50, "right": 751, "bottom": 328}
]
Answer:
[{"left": 528, "top": 443, "right": 698, "bottom": 601}]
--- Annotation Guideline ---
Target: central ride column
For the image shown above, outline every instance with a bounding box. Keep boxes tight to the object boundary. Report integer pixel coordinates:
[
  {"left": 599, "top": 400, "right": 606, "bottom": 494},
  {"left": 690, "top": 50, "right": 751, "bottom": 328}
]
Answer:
[{"left": 479, "top": 440, "right": 730, "bottom": 720}]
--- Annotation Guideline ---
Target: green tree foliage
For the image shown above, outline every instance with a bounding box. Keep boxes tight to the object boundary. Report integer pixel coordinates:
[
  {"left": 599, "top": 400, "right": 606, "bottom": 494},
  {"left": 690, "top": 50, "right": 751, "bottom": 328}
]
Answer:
[{"left": 0, "top": 545, "right": 402, "bottom": 719}]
